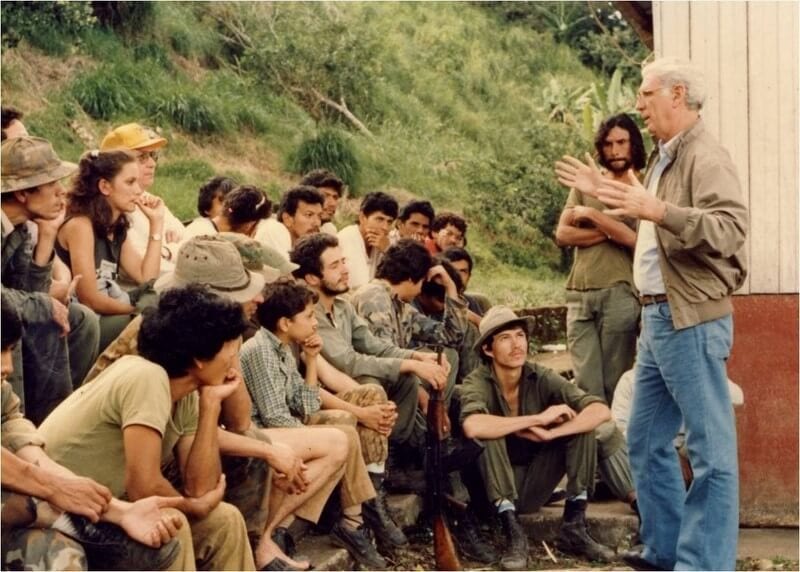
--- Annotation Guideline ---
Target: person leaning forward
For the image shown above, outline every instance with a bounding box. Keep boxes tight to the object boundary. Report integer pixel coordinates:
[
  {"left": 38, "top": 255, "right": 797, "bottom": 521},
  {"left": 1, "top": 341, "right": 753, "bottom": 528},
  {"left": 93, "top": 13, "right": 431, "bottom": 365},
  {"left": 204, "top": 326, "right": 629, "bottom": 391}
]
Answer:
[
  {"left": 460, "top": 306, "right": 616, "bottom": 570},
  {"left": 1, "top": 136, "right": 100, "bottom": 423}
]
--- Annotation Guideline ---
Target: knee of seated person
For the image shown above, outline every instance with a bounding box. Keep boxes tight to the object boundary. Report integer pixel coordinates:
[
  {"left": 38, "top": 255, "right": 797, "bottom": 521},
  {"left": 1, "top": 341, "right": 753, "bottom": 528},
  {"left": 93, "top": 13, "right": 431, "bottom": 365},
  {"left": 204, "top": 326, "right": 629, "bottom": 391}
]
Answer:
[
  {"left": 354, "top": 383, "right": 388, "bottom": 402},
  {"left": 328, "top": 428, "right": 350, "bottom": 463},
  {"left": 205, "top": 501, "right": 247, "bottom": 531},
  {"left": 594, "top": 419, "right": 618, "bottom": 444}
]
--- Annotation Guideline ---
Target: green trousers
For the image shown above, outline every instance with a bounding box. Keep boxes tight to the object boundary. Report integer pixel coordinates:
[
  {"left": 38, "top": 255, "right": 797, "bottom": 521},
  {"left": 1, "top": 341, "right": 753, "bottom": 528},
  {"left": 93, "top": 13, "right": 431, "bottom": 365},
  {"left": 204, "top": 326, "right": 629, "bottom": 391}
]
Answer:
[
  {"left": 566, "top": 283, "right": 640, "bottom": 404},
  {"left": 478, "top": 430, "right": 597, "bottom": 513}
]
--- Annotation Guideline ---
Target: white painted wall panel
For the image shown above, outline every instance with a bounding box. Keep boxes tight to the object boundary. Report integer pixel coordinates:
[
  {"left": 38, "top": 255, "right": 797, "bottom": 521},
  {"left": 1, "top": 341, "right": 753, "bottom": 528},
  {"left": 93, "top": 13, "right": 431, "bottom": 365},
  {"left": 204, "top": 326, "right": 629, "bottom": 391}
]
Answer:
[{"left": 777, "top": 1, "right": 798, "bottom": 293}]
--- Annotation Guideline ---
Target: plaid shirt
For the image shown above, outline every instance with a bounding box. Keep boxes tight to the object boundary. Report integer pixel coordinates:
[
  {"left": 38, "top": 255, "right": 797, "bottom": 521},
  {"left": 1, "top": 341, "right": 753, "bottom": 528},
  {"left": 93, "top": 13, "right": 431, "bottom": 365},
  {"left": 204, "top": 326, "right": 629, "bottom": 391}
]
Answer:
[{"left": 240, "top": 328, "right": 321, "bottom": 428}]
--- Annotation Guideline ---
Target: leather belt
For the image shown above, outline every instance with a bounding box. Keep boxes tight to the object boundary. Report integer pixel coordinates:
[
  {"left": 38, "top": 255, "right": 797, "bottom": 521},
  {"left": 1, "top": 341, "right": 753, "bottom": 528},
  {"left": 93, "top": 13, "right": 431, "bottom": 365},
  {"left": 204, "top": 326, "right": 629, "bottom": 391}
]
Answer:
[{"left": 639, "top": 294, "right": 668, "bottom": 306}]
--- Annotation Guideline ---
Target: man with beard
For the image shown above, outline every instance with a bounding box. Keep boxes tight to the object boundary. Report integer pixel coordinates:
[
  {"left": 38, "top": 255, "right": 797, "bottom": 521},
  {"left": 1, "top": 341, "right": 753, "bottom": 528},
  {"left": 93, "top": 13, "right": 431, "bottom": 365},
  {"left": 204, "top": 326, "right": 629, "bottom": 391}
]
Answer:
[
  {"left": 291, "top": 234, "right": 449, "bottom": 455},
  {"left": 300, "top": 169, "right": 345, "bottom": 236},
  {"left": 555, "top": 113, "right": 645, "bottom": 405}
]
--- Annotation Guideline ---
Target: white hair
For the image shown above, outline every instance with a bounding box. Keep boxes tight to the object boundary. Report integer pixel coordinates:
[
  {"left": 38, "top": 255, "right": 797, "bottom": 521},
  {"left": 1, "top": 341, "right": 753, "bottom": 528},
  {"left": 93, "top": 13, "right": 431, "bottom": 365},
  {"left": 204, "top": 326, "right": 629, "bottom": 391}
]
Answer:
[{"left": 642, "top": 58, "right": 706, "bottom": 111}]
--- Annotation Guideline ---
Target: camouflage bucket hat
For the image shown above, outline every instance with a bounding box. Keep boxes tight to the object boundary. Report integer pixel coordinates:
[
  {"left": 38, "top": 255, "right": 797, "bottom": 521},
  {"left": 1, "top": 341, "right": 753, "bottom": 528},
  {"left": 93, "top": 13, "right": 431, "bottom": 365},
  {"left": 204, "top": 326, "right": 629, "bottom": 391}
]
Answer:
[
  {"left": 1, "top": 136, "right": 78, "bottom": 194},
  {"left": 154, "top": 236, "right": 265, "bottom": 303},
  {"left": 217, "top": 232, "right": 299, "bottom": 283}
]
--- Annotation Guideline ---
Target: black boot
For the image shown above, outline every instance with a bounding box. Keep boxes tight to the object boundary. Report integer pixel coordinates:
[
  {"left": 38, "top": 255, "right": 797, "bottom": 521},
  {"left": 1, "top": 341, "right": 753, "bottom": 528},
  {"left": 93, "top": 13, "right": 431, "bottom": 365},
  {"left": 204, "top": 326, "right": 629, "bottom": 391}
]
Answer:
[
  {"left": 555, "top": 499, "right": 615, "bottom": 562},
  {"left": 362, "top": 472, "right": 408, "bottom": 549},
  {"left": 59, "top": 514, "right": 180, "bottom": 571},
  {"left": 452, "top": 506, "right": 498, "bottom": 564},
  {"left": 498, "top": 509, "right": 528, "bottom": 571}
]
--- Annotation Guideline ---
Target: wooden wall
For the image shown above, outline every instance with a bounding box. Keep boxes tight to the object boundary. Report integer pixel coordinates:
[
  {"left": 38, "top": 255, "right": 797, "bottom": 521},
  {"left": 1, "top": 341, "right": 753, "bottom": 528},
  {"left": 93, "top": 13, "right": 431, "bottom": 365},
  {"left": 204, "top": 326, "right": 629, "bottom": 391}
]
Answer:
[{"left": 653, "top": 1, "right": 798, "bottom": 294}]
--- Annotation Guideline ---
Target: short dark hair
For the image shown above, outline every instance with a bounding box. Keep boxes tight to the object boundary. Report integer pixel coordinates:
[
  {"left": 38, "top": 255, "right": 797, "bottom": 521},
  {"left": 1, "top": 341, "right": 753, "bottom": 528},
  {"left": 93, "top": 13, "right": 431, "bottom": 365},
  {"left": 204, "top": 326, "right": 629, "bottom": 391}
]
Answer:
[
  {"left": 398, "top": 200, "right": 435, "bottom": 223},
  {"left": 431, "top": 212, "right": 467, "bottom": 235},
  {"left": 291, "top": 233, "right": 339, "bottom": 279},
  {"left": 441, "top": 246, "right": 474, "bottom": 275},
  {"left": 1, "top": 298, "right": 22, "bottom": 351},
  {"left": 301, "top": 169, "right": 344, "bottom": 196},
  {"left": 1, "top": 107, "right": 23, "bottom": 141},
  {"left": 277, "top": 186, "right": 325, "bottom": 220},
  {"left": 360, "top": 192, "right": 398, "bottom": 219},
  {"left": 257, "top": 280, "right": 319, "bottom": 332},
  {"left": 594, "top": 113, "right": 646, "bottom": 172},
  {"left": 376, "top": 239, "right": 432, "bottom": 284},
  {"left": 224, "top": 185, "right": 271, "bottom": 228},
  {"left": 197, "top": 176, "right": 237, "bottom": 217},
  {"left": 421, "top": 256, "right": 463, "bottom": 299},
  {"left": 138, "top": 285, "right": 247, "bottom": 378}
]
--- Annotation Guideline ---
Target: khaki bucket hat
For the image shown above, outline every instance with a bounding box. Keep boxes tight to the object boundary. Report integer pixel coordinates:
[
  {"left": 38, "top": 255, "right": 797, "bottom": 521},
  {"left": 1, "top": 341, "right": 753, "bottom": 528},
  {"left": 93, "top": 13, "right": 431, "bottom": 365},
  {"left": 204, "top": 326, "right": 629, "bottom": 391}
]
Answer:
[
  {"left": 100, "top": 123, "right": 167, "bottom": 151},
  {"left": 473, "top": 305, "right": 535, "bottom": 354},
  {"left": 1, "top": 136, "right": 77, "bottom": 194},
  {"left": 154, "top": 236, "right": 265, "bottom": 303}
]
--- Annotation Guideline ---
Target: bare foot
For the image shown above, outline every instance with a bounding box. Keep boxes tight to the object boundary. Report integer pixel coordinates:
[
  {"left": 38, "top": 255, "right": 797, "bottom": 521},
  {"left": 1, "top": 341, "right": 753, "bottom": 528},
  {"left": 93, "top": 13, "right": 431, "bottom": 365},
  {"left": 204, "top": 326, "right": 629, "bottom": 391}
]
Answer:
[{"left": 255, "top": 535, "right": 310, "bottom": 570}]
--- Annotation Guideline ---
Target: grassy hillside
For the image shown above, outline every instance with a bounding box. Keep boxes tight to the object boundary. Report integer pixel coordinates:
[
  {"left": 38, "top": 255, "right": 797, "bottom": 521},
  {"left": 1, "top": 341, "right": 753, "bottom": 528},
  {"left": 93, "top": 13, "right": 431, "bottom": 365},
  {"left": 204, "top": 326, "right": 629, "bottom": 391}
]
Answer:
[{"left": 1, "top": 2, "right": 642, "bottom": 308}]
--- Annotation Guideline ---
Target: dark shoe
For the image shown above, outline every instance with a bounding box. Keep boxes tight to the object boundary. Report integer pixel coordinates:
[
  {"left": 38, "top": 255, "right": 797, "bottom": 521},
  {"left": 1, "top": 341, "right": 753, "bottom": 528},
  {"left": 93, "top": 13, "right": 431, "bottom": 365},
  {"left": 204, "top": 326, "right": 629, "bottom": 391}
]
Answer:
[
  {"left": 498, "top": 510, "right": 528, "bottom": 571},
  {"left": 620, "top": 546, "right": 667, "bottom": 571},
  {"left": 555, "top": 520, "right": 615, "bottom": 562},
  {"left": 330, "top": 522, "right": 387, "bottom": 569},
  {"left": 363, "top": 473, "right": 408, "bottom": 549},
  {"left": 62, "top": 514, "right": 180, "bottom": 570},
  {"left": 272, "top": 527, "right": 296, "bottom": 557},
  {"left": 452, "top": 508, "right": 498, "bottom": 564}
]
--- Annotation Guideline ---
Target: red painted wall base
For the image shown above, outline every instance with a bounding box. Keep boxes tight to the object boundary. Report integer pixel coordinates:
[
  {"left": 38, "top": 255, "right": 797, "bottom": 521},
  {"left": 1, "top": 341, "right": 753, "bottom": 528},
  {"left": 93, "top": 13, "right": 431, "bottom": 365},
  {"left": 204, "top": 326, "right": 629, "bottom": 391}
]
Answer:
[{"left": 729, "top": 294, "right": 799, "bottom": 526}]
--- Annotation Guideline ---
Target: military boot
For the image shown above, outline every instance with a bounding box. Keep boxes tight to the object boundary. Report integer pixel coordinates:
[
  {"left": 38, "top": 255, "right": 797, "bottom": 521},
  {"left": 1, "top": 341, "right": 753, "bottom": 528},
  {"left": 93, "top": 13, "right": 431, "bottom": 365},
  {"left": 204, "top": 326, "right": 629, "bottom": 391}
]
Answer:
[
  {"left": 555, "top": 499, "right": 615, "bottom": 562},
  {"left": 362, "top": 472, "right": 408, "bottom": 550},
  {"left": 452, "top": 506, "right": 498, "bottom": 564},
  {"left": 498, "top": 509, "right": 528, "bottom": 571}
]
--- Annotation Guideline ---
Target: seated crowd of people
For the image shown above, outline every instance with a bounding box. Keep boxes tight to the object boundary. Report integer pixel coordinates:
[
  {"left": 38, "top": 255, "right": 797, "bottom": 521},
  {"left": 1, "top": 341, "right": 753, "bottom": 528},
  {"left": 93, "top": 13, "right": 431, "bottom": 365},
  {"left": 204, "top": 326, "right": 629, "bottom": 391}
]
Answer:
[{"left": 1, "top": 108, "right": 639, "bottom": 571}]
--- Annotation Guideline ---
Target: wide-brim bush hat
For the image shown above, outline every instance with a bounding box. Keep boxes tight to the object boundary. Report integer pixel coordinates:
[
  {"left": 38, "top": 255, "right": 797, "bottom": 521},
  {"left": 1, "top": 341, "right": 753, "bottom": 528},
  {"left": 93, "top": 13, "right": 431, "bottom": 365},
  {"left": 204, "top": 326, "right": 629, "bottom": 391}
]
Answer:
[
  {"left": 473, "top": 305, "right": 535, "bottom": 354},
  {"left": 217, "top": 232, "right": 299, "bottom": 284},
  {"left": 1, "top": 136, "right": 77, "bottom": 194},
  {"left": 154, "top": 236, "right": 265, "bottom": 303},
  {"left": 100, "top": 123, "right": 167, "bottom": 151}
]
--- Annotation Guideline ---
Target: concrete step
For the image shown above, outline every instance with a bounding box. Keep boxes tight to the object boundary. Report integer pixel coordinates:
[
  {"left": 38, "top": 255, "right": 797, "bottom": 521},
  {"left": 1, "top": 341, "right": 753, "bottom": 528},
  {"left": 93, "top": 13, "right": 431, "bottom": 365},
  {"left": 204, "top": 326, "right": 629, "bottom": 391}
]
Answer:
[
  {"left": 521, "top": 499, "right": 639, "bottom": 549},
  {"left": 293, "top": 493, "right": 424, "bottom": 571}
]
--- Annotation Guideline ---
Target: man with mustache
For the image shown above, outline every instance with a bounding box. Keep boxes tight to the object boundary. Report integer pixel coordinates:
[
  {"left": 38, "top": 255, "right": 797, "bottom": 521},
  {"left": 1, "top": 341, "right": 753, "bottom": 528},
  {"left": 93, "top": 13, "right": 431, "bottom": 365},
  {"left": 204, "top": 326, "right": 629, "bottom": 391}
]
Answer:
[
  {"left": 460, "top": 306, "right": 616, "bottom": 570},
  {"left": 555, "top": 113, "right": 645, "bottom": 406}
]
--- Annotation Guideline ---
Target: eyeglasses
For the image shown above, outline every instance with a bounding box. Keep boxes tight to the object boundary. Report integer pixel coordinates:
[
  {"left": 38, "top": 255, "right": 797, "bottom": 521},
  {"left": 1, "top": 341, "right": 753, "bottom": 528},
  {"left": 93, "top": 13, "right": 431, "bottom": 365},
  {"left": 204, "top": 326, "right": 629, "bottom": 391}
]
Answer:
[{"left": 136, "top": 150, "right": 160, "bottom": 163}]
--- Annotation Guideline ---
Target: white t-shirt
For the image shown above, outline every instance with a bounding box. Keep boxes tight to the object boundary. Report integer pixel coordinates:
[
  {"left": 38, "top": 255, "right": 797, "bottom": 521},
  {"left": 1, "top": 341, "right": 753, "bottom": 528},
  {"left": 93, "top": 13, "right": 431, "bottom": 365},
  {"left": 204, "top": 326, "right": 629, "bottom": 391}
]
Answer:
[
  {"left": 127, "top": 204, "right": 185, "bottom": 273},
  {"left": 254, "top": 217, "right": 292, "bottom": 261}
]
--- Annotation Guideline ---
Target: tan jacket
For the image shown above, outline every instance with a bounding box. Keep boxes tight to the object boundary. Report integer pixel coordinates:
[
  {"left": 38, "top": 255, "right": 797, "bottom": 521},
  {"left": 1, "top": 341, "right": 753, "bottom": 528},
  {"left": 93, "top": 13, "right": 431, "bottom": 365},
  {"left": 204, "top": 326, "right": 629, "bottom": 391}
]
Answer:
[{"left": 648, "top": 119, "right": 748, "bottom": 329}]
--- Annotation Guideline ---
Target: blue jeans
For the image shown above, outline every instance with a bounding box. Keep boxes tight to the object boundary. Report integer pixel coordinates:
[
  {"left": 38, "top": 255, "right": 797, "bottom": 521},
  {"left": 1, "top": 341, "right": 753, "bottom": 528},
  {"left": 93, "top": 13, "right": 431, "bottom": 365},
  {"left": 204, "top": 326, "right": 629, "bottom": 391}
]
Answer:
[{"left": 629, "top": 302, "right": 738, "bottom": 571}]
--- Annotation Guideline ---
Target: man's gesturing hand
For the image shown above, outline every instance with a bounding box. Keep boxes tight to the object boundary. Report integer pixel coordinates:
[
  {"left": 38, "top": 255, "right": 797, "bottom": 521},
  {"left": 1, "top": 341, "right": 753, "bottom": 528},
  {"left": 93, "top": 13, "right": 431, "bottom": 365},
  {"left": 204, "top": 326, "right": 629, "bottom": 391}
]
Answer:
[
  {"left": 597, "top": 170, "right": 667, "bottom": 222},
  {"left": 555, "top": 153, "right": 604, "bottom": 196}
]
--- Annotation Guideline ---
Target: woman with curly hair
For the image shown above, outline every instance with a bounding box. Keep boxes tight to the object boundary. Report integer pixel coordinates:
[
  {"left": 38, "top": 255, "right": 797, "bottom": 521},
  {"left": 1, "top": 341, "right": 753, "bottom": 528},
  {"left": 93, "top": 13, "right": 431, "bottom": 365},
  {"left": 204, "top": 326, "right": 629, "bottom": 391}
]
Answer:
[{"left": 56, "top": 150, "right": 164, "bottom": 351}]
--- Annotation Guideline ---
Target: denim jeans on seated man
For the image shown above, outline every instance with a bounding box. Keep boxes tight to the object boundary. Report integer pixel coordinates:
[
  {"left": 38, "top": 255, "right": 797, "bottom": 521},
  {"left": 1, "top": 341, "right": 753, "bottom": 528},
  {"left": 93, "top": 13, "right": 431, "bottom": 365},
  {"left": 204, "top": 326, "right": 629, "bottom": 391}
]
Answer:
[{"left": 629, "top": 302, "right": 737, "bottom": 571}]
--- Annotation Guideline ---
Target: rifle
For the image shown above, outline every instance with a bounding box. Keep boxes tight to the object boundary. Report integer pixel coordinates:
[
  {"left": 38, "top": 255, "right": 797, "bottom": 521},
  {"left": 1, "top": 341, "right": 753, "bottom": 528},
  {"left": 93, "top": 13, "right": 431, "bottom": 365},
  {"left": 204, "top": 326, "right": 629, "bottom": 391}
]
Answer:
[{"left": 426, "top": 346, "right": 461, "bottom": 571}]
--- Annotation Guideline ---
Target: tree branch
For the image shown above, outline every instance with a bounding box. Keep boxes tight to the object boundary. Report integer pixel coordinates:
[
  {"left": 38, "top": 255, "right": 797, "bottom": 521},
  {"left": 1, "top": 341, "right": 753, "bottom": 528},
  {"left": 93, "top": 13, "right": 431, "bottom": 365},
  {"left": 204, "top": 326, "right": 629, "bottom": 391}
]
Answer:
[{"left": 310, "top": 88, "right": 374, "bottom": 139}]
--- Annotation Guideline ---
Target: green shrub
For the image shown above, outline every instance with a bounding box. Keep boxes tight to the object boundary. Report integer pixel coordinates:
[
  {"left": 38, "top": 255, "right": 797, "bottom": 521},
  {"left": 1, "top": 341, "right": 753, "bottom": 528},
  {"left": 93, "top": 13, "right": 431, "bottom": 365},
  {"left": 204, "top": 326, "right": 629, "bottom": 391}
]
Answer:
[
  {"left": 288, "top": 129, "right": 361, "bottom": 193},
  {"left": 133, "top": 42, "right": 173, "bottom": 71},
  {"left": 1, "top": 1, "right": 96, "bottom": 54},
  {"left": 149, "top": 91, "right": 224, "bottom": 135},
  {"left": 71, "top": 66, "right": 143, "bottom": 120}
]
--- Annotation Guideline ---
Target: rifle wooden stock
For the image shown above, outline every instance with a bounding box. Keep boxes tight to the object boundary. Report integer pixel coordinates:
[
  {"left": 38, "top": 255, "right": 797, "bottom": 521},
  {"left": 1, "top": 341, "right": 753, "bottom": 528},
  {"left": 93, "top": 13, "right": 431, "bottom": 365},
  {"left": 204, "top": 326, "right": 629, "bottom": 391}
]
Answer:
[{"left": 426, "top": 347, "right": 461, "bottom": 571}]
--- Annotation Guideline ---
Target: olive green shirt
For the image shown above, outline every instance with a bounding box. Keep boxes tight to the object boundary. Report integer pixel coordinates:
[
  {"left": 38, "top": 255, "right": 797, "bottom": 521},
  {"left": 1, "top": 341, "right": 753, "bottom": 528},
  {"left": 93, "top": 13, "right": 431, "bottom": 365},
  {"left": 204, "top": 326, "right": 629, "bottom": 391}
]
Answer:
[
  {"left": 38, "top": 355, "right": 198, "bottom": 498},
  {"left": 459, "top": 361, "right": 603, "bottom": 423},
  {"left": 564, "top": 189, "right": 636, "bottom": 291}
]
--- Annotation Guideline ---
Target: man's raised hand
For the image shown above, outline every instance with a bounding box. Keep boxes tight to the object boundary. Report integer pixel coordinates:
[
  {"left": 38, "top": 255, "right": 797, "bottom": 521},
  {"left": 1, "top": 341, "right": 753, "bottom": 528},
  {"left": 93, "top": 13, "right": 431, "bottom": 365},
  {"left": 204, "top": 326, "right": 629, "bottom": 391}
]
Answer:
[
  {"left": 597, "top": 169, "right": 666, "bottom": 222},
  {"left": 555, "top": 153, "right": 604, "bottom": 196}
]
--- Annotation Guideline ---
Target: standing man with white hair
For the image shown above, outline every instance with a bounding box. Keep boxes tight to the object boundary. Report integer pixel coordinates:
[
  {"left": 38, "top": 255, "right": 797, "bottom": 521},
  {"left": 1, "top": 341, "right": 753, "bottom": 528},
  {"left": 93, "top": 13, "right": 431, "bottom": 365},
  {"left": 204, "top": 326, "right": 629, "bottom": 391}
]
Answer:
[{"left": 556, "top": 58, "right": 748, "bottom": 571}]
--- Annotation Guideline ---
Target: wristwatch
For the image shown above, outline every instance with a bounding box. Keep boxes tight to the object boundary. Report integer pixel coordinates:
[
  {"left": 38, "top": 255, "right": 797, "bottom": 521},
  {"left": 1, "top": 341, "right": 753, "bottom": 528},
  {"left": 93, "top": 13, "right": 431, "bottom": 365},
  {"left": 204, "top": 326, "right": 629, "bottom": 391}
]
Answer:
[{"left": 149, "top": 233, "right": 162, "bottom": 241}]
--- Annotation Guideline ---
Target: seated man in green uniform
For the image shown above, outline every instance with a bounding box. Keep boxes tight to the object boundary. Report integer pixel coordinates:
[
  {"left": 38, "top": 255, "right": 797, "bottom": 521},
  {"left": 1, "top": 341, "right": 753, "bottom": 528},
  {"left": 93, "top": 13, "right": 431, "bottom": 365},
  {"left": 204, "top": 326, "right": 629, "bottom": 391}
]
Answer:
[{"left": 460, "top": 306, "right": 616, "bottom": 570}]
